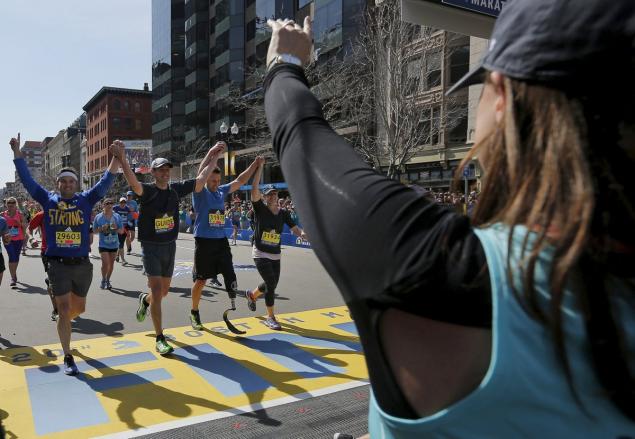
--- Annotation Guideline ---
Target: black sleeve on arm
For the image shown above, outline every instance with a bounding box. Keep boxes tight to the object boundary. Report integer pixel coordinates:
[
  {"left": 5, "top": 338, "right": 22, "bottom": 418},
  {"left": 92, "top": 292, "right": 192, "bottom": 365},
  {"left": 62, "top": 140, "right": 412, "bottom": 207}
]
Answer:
[
  {"left": 172, "top": 179, "right": 196, "bottom": 197},
  {"left": 265, "top": 66, "right": 492, "bottom": 418},
  {"left": 264, "top": 65, "right": 490, "bottom": 326}
]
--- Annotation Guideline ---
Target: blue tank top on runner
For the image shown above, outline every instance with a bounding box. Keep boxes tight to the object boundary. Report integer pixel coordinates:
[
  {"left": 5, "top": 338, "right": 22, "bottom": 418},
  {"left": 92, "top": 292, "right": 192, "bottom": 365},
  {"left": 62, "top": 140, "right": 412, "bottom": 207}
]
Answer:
[
  {"left": 368, "top": 223, "right": 635, "bottom": 438},
  {"left": 192, "top": 184, "right": 232, "bottom": 239}
]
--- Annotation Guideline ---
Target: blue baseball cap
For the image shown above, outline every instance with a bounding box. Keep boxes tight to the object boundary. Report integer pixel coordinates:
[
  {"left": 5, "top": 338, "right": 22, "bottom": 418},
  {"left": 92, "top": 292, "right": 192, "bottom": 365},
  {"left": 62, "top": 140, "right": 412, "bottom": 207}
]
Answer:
[{"left": 262, "top": 185, "right": 278, "bottom": 195}]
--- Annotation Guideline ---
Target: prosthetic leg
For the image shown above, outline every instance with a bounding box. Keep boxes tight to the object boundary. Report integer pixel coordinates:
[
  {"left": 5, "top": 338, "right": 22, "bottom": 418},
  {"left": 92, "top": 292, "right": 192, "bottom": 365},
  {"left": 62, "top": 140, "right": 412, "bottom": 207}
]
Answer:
[{"left": 222, "top": 282, "right": 246, "bottom": 335}]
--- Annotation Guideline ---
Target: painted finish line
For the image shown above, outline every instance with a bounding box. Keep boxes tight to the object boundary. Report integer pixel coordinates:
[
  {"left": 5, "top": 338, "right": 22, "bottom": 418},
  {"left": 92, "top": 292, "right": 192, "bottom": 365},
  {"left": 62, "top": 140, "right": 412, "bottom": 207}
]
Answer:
[{"left": 0, "top": 306, "right": 366, "bottom": 439}]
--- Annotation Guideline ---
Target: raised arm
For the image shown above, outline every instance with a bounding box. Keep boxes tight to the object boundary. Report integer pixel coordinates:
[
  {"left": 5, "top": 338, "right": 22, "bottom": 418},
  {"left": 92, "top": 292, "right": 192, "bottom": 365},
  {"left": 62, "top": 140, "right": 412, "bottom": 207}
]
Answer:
[
  {"left": 196, "top": 142, "right": 224, "bottom": 175},
  {"left": 110, "top": 140, "right": 142, "bottom": 196},
  {"left": 10, "top": 134, "right": 48, "bottom": 205},
  {"left": 195, "top": 142, "right": 226, "bottom": 192},
  {"left": 250, "top": 159, "right": 264, "bottom": 202},
  {"left": 228, "top": 156, "right": 265, "bottom": 193}
]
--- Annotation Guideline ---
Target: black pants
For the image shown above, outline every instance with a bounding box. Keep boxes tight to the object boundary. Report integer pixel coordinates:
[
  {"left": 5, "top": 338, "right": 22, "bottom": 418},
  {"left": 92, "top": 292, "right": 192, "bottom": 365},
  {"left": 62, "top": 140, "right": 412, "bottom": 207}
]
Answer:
[{"left": 254, "top": 258, "right": 280, "bottom": 307}]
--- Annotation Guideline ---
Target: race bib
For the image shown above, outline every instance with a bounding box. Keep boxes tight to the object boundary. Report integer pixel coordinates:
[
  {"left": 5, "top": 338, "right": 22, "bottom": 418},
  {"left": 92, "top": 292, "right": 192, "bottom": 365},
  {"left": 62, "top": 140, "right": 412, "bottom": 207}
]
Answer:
[
  {"left": 155, "top": 215, "right": 175, "bottom": 234},
  {"left": 56, "top": 230, "right": 81, "bottom": 248},
  {"left": 103, "top": 232, "right": 118, "bottom": 244},
  {"left": 9, "top": 227, "right": 19, "bottom": 237},
  {"left": 208, "top": 212, "right": 225, "bottom": 227},
  {"left": 261, "top": 230, "right": 281, "bottom": 246}
]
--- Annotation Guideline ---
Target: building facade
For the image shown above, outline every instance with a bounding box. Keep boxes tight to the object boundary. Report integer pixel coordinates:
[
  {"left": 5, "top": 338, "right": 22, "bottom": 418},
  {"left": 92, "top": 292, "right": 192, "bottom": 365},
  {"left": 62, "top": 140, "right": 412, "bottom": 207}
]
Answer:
[
  {"left": 16, "top": 140, "right": 44, "bottom": 185},
  {"left": 83, "top": 85, "right": 152, "bottom": 186},
  {"left": 152, "top": 0, "right": 186, "bottom": 156}
]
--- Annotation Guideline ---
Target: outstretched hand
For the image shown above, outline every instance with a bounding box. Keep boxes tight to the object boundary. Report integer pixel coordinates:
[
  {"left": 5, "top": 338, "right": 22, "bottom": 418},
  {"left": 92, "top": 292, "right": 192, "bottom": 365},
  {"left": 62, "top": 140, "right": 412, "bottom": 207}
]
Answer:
[
  {"left": 256, "top": 156, "right": 265, "bottom": 167},
  {"left": 210, "top": 141, "right": 226, "bottom": 156},
  {"left": 266, "top": 16, "right": 313, "bottom": 68},
  {"left": 9, "top": 132, "right": 20, "bottom": 152},
  {"left": 109, "top": 140, "right": 125, "bottom": 161}
]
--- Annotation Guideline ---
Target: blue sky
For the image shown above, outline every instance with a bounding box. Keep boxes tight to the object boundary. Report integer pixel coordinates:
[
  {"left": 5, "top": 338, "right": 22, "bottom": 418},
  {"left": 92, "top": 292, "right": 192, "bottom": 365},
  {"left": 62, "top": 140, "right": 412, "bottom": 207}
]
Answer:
[{"left": 0, "top": 0, "right": 151, "bottom": 188}]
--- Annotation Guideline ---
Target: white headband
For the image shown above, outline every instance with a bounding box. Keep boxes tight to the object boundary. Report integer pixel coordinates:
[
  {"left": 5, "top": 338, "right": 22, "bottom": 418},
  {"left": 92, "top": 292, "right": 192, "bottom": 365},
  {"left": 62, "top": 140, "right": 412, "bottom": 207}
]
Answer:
[{"left": 57, "top": 171, "right": 78, "bottom": 181}]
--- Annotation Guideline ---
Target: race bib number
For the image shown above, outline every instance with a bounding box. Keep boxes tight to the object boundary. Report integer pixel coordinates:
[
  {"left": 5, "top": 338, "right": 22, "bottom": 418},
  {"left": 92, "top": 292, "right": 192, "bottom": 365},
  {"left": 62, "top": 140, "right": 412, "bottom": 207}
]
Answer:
[
  {"left": 56, "top": 231, "right": 81, "bottom": 248},
  {"left": 261, "top": 230, "right": 281, "bottom": 246},
  {"left": 103, "top": 232, "right": 118, "bottom": 244},
  {"left": 208, "top": 212, "right": 225, "bottom": 227},
  {"left": 155, "top": 216, "right": 175, "bottom": 234},
  {"left": 9, "top": 227, "right": 19, "bottom": 237}
]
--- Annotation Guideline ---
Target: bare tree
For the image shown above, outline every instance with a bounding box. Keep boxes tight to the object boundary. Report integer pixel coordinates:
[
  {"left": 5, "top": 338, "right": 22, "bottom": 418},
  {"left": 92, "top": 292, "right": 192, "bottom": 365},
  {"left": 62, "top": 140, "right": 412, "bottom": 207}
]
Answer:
[{"left": 312, "top": 0, "right": 469, "bottom": 179}]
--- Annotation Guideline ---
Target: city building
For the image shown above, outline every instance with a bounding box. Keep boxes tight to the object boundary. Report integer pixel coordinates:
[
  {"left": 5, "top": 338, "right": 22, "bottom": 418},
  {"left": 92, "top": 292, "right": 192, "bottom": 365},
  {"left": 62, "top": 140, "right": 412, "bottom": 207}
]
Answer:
[
  {"left": 15, "top": 140, "right": 44, "bottom": 185},
  {"left": 83, "top": 85, "right": 152, "bottom": 186},
  {"left": 152, "top": 0, "right": 186, "bottom": 156}
]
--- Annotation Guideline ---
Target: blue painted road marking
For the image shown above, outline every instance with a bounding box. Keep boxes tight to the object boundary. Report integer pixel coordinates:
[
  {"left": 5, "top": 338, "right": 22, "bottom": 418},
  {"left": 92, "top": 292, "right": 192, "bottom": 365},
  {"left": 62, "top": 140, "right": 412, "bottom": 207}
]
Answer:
[
  {"left": 331, "top": 322, "right": 359, "bottom": 336},
  {"left": 239, "top": 334, "right": 358, "bottom": 378},
  {"left": 26, "top": 351, "right": 167, "bottom": 435},
  {"left": 173, "top": 344, "right": 272, "bottom": 397}
]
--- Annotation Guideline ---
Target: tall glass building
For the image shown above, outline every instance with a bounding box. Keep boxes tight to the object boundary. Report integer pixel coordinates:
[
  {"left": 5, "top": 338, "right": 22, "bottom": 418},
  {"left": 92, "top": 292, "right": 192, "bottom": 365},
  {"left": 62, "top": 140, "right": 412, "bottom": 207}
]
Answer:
[{"left": 152, "top": 0, "right": 185, "bottom": 156}]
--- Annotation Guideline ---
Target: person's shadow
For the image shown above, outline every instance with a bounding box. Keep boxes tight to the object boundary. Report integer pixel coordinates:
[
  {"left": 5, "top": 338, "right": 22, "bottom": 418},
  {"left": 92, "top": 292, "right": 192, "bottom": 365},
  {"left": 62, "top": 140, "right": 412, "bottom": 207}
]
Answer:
[
  {"left": 0, "top": 407, "right": 18, "bottom": 439},
  {"left": 72, "top": 351, "right": 273, "bottom": 430},
  {"left": 13, "top": 282, "right": 48, "bottom": 296},
  {"left": 108, "top": 286, "right": 143, "bottom": 300},
  {"left": 72, "top": 316, "right": 125, "bottom": 337}
]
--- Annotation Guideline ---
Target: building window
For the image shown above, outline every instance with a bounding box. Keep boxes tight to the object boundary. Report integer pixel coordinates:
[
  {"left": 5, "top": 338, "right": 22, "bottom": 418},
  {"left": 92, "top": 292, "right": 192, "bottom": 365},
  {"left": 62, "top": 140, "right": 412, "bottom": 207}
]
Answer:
[
  {"left": 113, "top": 99, "right": 121, "bottom": 110},
  {"left": 113, "top": 117, "right": 121, "bottom": 128},
  {"left": 135, "top": 119, "right": 142, "bottom": 130},
  {"left": 124, "top": 100, "right": 130, "bottom": 111},
  {"left": 134, "top": 102, "right": 141, "bottom": 112}
]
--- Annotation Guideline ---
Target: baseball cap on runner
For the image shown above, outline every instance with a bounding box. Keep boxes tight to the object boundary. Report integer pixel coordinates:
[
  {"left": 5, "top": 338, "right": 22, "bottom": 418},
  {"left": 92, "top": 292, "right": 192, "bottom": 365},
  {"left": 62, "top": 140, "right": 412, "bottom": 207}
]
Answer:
[
  {"left": 447, "top": 0, "right": 635, "bottom": 96},
  {"left": 151, "top": 158, "right": 173, "bottom": 169},
  {"left": 262, "top": 185, "right": 278, "bottom": 195}
]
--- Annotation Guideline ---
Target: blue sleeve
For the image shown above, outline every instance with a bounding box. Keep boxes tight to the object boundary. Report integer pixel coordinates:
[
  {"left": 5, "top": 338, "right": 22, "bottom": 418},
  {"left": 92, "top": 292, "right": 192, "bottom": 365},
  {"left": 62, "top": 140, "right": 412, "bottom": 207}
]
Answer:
[
  {"left": 13, "top": 158, "right": 49, "bottom": 206},
  {"left": 0, "top": 218, "right": 7, "bottom": 234},
  {"left": 117, "top": 215, "right": 123, "bottom": 228},
  {"left": 84, "top": 171, "right": 116, "bottom": 205},
  {"left": 219, "top": 183, "right": 232, "bottom": 198}
]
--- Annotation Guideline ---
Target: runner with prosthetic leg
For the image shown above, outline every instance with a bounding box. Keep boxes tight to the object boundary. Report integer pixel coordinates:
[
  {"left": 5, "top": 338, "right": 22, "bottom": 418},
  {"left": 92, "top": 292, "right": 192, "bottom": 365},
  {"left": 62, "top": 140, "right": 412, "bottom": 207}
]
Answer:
[{"left": 189, "top": 154, "right": 264, "bottom": 331}]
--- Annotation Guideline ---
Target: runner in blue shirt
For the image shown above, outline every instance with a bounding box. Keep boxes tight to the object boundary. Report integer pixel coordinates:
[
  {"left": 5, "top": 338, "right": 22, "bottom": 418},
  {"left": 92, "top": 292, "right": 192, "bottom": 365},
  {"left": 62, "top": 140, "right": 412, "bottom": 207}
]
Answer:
[
  {"left": 113, "top": 197, "right": 132, "bottom": 264},
  {"left": 125, "top": 191, "right": 138, "bottom": 254},
  {"left": 93, "top": 198, "right": 124, "bottom": 290},
  {"left": 0, "top": 216, "right": 11, "bottom": 287},
  {"left": 10, "top": 133, "right": 118, "bottom": 375},
  {"left": 188, "top": 154, "right": 264, "bottom": 330}
]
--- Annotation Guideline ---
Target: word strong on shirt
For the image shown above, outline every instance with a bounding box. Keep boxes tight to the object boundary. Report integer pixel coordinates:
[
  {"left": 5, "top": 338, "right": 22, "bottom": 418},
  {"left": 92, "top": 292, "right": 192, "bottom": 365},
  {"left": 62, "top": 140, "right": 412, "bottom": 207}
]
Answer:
[{"left": 48, "top": 202, "right": 84, "bottom": 226}]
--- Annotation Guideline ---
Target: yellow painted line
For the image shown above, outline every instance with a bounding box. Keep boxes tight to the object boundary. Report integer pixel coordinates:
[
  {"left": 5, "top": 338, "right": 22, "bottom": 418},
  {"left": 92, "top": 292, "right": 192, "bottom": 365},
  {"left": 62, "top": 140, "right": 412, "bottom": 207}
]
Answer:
[{"left": 0, "top": 306, "right": 367, "bottom": 438}]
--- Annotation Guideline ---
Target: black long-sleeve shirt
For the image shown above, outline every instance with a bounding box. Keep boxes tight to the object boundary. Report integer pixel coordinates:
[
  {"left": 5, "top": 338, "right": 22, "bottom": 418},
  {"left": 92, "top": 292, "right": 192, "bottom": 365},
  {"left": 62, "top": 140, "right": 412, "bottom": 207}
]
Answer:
[{"left": 264, "top": 64, "right": 493, "bottom": 418}]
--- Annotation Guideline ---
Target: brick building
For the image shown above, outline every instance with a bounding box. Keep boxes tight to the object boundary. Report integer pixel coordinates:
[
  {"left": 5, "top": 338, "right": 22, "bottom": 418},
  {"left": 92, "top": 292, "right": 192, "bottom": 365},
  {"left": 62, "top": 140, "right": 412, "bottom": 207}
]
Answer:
[{"left": 83, "top": 85, "right": 152, "bottom": 186}]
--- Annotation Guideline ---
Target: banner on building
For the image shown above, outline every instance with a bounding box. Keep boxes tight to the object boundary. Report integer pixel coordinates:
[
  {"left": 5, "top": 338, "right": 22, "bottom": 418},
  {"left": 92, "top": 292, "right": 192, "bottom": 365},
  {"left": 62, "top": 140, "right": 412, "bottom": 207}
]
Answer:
[{"left": 121, "top": 140, "right": 152, "bottom": 174}]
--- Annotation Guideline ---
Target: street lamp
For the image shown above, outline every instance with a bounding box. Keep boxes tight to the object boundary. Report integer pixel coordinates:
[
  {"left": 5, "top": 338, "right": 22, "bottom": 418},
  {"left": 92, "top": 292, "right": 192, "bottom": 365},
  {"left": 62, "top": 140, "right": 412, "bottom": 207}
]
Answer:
[{"left": 219, "top": 121, "right": 239, "bottom": 183}]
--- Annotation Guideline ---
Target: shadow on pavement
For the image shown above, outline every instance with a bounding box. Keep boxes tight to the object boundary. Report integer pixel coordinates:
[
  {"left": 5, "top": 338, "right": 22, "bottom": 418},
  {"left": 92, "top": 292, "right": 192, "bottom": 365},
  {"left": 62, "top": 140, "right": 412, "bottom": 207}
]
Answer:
[
  {"left": 72, "top": 316, "right": 125, "bottom": 337},
  {"left": 13, "top": 282, "right": 48, "bottom": 296},
  {"left": 73, "top": 352, "right": 272, "bottom": 430},
  {"left": 108, "top": 286, "right": 142, "bottom": 300}
]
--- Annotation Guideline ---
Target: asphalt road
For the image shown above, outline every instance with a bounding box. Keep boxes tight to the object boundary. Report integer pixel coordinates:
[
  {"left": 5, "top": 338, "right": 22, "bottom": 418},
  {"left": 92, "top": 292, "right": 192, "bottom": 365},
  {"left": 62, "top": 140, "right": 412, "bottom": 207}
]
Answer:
[{"left": 0, "top": 233, "right": 343, "bottom": 348}]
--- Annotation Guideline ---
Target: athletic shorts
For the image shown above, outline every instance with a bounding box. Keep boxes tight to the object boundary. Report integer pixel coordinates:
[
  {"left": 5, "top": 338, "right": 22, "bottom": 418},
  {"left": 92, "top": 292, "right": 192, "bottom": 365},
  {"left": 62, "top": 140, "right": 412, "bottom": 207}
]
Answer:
[
  {"left": 125, "top": 223, "right": 136, "bottom": 232},
  {"left": 4, "top": 240, "right": 23, "bottom": 263},
  {"left": 118, "top": 233, "right": 126, "bottom": 249},
  {"left": 193, "top": 237, "right": 234, "bottom": 281},
  {"left": 0, "top": 253, "right": 5, "bottom": 273},
  {"left": 47, "top": 258, "right": 93, "bottom": 297},
  {"left": 141, "top": 241, "right": 176, "bottom": 278},
  {"left": 99, "top": 247, "right": 118, "bottom": 253},
  {"left": 41, "top": 254, "right": 48, "bottom": 273},
  {"left": 232, "top": 220, "right": 240, "bottom": 227}
]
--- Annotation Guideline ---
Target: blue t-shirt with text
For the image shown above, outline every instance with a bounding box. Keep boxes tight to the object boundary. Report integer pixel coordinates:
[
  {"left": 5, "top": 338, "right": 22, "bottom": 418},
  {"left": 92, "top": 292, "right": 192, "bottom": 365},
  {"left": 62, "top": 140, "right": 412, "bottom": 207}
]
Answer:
[
  {"left": 14, "top": 158, "right": 114, "bottom": 257},
  {"left": 93, "top": 212, "right": 123, "bottom": 249},
  {"left": 127, "top": 199, "right": 138, "bottom": 225},
  {"left": 192, "top": 184, "right": 232, "bottom": 239}
]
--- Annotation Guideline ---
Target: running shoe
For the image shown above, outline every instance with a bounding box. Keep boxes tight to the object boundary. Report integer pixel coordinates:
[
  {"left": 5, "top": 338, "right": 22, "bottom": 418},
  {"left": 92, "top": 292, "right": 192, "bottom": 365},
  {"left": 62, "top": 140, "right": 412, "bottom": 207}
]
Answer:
[
  {"left": 190, "top": 311, "right": 203, "bottom": 330},
  {"left": 10, "top": 279, "right": 16, "bottom": 288},
  {"left": 100, "top": 279, "right": 106, "bottom": 290},
  {"left": 210, "top": 277, "right": 223, "bottom": 288},
  {"left": 51, "top": 310, "right": 58, "bottom": 322},
  {"left": 106, "top": 280, "right": 112, "bottom": 290},
  {"left": 245, "top": 290, "right": 256, "bottom": 311},
  {"left": 264, "top": 317, "right": 282, "bottom": 330},
  {"left": 155, "top": 335, "right": 174, "bottom": 355},
  {"left": 115, "top": 255, "right": 119, "bottom": 262},
  {"left": 136, "top": 293, "right": 149, "bottom": 322},
  {"left": 121, "top": 258, "right": 127, "bottom": 265},
  {"left": 63, "top": 354, "right": 79, "bottom": 375},
  {"left": 126, "top": 248, "right": 132, "bottom": 255}
]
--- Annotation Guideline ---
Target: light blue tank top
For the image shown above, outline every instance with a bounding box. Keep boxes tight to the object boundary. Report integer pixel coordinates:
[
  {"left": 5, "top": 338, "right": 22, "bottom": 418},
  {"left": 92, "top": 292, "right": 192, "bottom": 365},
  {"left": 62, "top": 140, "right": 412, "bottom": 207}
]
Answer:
[{"left": 369, "top": 223, "right": 635, "bottom": 438}]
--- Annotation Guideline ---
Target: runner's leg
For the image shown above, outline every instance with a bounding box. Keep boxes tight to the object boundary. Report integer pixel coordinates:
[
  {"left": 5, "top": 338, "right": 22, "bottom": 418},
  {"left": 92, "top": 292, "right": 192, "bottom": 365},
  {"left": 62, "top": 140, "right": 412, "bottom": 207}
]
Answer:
[{"left": 191, "top": 279, "right": 206, "bottom": 311}]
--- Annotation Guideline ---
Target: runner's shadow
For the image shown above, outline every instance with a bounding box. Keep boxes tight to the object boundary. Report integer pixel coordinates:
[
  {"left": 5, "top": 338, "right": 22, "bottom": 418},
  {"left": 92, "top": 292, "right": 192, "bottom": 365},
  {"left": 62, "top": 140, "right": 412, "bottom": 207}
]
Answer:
[
  {"left": 13, "top": 282, "right": 48, "bottom": 296},
  {"left": 72, "top": 316, "right": 125, "bottom": 337},
  {"left": 0, "top": 407, "right": 18, "bottom": 439},
  {"left": 73, "top": 352, "right": 265, "bottom": 430},
  {"left": 108, "top": 287, "right": 143, "bottom": 300},
  {"left": 204, "top": 330, "right": 361, "bottom": 423},
  {"left": 122, "top": 263, "right": 144, "bottom": 270},
  {"left": 170, "top": 286, "right": 219, "bottom": 300},
  {"left": 0, "top": 342, "right": 58, "bottom": 368},
  {"left": 275, "top": 320, "right": 361, "bottom": 345}
]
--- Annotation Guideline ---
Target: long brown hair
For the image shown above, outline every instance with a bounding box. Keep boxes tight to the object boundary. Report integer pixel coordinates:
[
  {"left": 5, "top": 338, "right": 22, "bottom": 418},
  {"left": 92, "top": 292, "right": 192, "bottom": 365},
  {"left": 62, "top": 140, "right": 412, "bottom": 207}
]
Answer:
[{"left": 457, "top": 74, "right": 635, "bottom": 419}]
